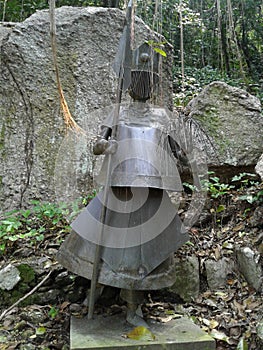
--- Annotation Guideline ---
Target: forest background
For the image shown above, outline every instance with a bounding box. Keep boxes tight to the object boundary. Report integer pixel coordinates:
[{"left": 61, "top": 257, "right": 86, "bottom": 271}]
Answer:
[
  {"left": 1, "top": 0, "right": 262, "bottom": 107},
  {"left": 0, "top": 2, "right": 262, "bottom": 349}
]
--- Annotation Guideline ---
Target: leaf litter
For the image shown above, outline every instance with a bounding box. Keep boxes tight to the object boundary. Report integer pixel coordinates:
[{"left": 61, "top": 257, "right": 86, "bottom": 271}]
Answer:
[{"left": 0, "top": 182, "right": 262, "bottom": 349}]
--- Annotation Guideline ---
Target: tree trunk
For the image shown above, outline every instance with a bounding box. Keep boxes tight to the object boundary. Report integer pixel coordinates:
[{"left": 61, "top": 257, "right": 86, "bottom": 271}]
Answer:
[
  {"left": 221, "top": 22, "right": 230, "bottom": 74},
  {"left": 103, "top": 0, "right": 120, "bottom": 7}
]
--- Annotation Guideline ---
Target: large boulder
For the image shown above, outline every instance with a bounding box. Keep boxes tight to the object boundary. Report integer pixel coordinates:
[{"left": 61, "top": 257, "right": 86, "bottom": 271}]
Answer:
[
  {"left": 186, "top": 81, "right": 263, "bottom": 178},
  {"left": 255, "top": 154, "right": 263, "bottom": 181},
  {"left": 0, "top": 6, "right": 173, "bottom": 213}
]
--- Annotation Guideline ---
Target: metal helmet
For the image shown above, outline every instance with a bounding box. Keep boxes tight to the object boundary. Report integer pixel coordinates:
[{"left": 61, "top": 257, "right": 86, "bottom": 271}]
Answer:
[{"left": 129, "top": 42, "right": 160, "bottom": 101}]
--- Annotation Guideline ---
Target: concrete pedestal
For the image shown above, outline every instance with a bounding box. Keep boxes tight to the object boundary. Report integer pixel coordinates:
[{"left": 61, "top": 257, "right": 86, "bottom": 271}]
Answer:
[{"left": 70, "top": 313, "right": 215, "bottom": 350}]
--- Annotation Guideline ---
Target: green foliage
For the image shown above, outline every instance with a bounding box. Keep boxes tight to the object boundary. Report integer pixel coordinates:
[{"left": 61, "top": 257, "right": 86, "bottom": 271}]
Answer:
[
  {"left": 173, "top": 66, "right": 247, "bottom": 106},
  {"left": 48, "top": 305, "right": 59, "bottom": 319},
  {"left": 184, "top": 171, "right": 241, "bottom": 199},
  {"left": 0, "top": 201, "right": 70, "bottom": 255},
  {"left": 146, "top": 40, "right": 167, "bottom": 57},
  {"left": 0, "top": 0, "right": 124, "bottom": 22},
  {"left": 204, "top": 172, "right": 235, "bottom": 199},
  {"left": 231, "top": 173, "right": 263, "bottom": 204},
  {"left": 0, "top": 192, "right": 98, "bottom": 255},
  {"left": 136, "top": 0, "right": 263, "bottom": 101},
  {"left": 0, "top": 0, "right": 48, "bottom": 22},
  {"left": 231, "top": 172, "right": 258, "bottom": 187},
  {"left": 82, "top": 189, "right": 97, "bottom": 206},
  {"left": 200, "top": 171, "right": 262, "bottom": 203},
  {"left": 182, "top": 181, "right": 197, "bottom": 192},
  {"left": 184, "top": 171, "right": 262, "bottom": 221}
]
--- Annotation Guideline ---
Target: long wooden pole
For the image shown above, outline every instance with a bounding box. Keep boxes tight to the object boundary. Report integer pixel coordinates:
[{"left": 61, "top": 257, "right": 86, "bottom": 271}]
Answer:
[{"left": 87, "top": 0, "right": 133, "bottom": 320}]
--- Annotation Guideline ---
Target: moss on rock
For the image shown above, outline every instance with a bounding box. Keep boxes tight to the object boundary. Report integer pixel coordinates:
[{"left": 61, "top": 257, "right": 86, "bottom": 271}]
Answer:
[{"left": 17, "top": 264, "right": 35, "bottom": 284}]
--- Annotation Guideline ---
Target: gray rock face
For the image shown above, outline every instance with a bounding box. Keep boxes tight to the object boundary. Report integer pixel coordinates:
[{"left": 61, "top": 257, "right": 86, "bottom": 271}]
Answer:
[
  {"left": 186, "top": 81, "right": 263, "bottom": 175},
  {"left": 255, "top": 154, "right": 263, "bottom": 181},
  {"left": 205, "top": 258, "right": 235, "bottom": 290},
  {"left": 0, "top": 26, "right": 11, "bottom": 43},
  {"left": 169, "top": 256, "right": 200, "bottom": 302},
  {"left": 0, "top": 6, "right": 173, "bottom": 213},
  {"left": 236, "top": 247, "right": 262, "bottom": 291},
  {"left": 0, "top": 264, "right": 21, "bottom": 291}
]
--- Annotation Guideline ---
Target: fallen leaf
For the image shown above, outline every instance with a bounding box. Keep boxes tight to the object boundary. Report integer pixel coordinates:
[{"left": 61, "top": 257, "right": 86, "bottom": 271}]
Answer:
[
  {"left": 165, "top": 310, "right": 176, "bottom": 315},
  {"left": 237, "top": 337, "right": 248, "bottom": 350},
  {"left": 209, "top": 319, "right": 219, "bottom": 329},
  {"left": 222, "top": 241, "right": 234, "bottom": 249},
  {"left": 205, "top": 298, "right": 218, "bottom": 308},
  {"left": 35, "top": 326, "right": 46, "bottom": 336},
  {"left": 229, "top": 326, "right": 241, "bottom": 337},
  {"left": 233, "top": 223, "right": 245, "bottom": 232},
  {"left": 157, "top": 315, "right": 174, "bottom": 323},
  {"left": 60, "top": 301, "right": 71, "bottom": 310},
  {"left": 2, "top": 344, "right": 19, "bottom": 350},
  {"left": 227, "top": 278, "right": 237, "bottom": 286},
  {"left": 210, "top": 329, "right": 230, "bottom": 343},
  {"left": 216, "top": 204, "right": 226, "bottom": 213},
  {"left": 126, "top": 326, "right": 156, "bottom": 341},
  {"left": 190, "top": 227, "right": 199, "bottom": 235},
  {"left": 215, "top": 291, "right": 228, "bottom": 298},
  {"left": 202, "top": 318, "right": 219, "bottom": 329},
  {"left": 164, "top": 310, "right": 182, "bottom": 319},
  {"left": 233, "top": 300, "right": 245, "bottom": 317}
]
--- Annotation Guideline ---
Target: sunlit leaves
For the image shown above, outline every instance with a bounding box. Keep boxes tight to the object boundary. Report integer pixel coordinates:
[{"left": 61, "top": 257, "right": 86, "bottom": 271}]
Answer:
[
  {"left": 146, "top": 40, "right": 167, "bottom": 57},
  {"left": 126, "top": 326, "right": 156, "bottom": 341}
]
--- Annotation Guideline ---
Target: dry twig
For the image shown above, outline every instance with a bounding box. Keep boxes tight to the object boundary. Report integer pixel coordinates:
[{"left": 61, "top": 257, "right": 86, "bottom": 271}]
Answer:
[{"left": 0, "top": 270, "right": 52, "bottom": 321}]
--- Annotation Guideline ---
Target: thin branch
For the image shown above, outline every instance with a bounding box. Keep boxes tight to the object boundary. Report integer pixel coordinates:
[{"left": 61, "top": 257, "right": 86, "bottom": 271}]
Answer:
[
  {"left": 2, "top": 0, "right": 7, "bottom": 22},
  {"left": 0, "top": 270, "right": 52, "bottom": 321}
]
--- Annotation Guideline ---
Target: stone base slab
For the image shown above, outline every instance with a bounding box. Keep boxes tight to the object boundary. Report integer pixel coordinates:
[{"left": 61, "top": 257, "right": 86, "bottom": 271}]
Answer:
[{"left": 70, "top": 313, "right": 215, "bottom": 350}]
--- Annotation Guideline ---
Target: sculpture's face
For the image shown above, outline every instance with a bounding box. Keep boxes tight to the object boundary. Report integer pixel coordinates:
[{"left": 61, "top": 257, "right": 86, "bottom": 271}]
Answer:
[
  {"left": 129, "top": 71, "right": 151, "bottom": 101},
  {"left": 129, "top": 45, "right": 160, "bottom": 101},
  {"left": 129, "top": 70, "right": 159, "bottom": 101}
]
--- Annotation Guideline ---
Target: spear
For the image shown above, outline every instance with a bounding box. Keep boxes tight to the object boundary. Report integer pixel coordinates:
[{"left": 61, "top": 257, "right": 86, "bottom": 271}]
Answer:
[{"left": 88, "top": 0, "right": 133, "bottom": 320}]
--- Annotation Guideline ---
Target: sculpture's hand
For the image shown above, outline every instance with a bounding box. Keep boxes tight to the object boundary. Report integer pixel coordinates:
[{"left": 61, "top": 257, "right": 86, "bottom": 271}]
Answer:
[
  {"left": 168, "top": 136, "right": 189, "bottom": 166},
  {"left": 93, "top": 139, "right": 118, "bottom": 155},
  {"left": 93, "top": 139, "right": 108, "bottom": 155},
  {"left": 105, "top": 139, "right": 118, "bottom": 154}
]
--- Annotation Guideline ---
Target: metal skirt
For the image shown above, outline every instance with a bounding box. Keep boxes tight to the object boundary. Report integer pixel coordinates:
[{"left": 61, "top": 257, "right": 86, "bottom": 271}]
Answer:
[{"left": 57, "top": 187, "right": 189, "bottom": 290}]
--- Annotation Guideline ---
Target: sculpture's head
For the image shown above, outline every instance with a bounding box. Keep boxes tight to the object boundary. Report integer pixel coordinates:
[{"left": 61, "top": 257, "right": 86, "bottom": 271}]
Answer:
[{"left": 129, "top": 42, "right": 160, "bottom": 101}]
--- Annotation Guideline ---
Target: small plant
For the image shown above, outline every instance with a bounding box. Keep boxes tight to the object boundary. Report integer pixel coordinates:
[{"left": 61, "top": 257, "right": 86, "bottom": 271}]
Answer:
[
  {"left": 183, "top": 182, "right": 197, "bottom": 192},
  {"left": 0, "top": 201, "right": 71, "bottom": 255},
  {"left": 0, "top": 192, "right": 99, "bottom": 255},
  {"left": 204, "top": 172, "right": 234, "bottom": 199},
  {"left": 231, "top": 172, "right": 263, "bottom": 204},
  {"left": 82, "top": 189, "right": 97, "bottom": 206},
  {"left": 231, "top": 172, "right": 259, "bottom": 188},
  {"left": 183, "top": 171, "right": 262, "bottom": 229},
  {"left": 48, "top": 305, "right": 59, "bottom": 319}
]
